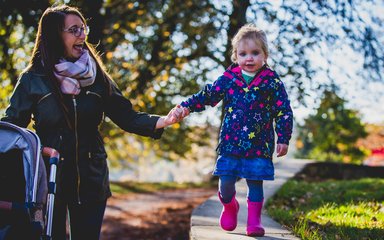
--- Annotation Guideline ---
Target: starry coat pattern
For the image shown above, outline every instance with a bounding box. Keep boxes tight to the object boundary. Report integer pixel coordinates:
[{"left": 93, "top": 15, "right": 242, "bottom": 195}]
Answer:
[{"left": 181, "top": 64, "right": 293, "bottom": 159}]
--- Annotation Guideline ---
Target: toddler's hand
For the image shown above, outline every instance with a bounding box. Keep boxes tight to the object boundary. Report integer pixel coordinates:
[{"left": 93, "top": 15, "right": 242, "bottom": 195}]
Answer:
[
  {"left": 168, "top": 107, "right": 181, "bottom": 123},
  {"left": 178, "top": 105, "right": 190, "bottom": 118},
  {"left": 166, "top": 105, "right": 189, "bottom": 125},
  {"left": 276, "top": 143, "right": 288, "bottom": 157}
]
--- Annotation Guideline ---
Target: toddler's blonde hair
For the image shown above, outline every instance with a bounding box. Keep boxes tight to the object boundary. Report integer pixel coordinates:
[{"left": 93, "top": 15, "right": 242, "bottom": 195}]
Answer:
[{"left": 231, "top": 24, "right": 269, "bottom": 63}]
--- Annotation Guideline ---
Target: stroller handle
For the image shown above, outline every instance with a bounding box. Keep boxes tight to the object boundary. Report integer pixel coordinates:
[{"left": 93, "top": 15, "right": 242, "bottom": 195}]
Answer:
[
  {"left": 42, "top": 147, "right": 59, "bottom": 159},
  {"left": 41, "top": 147, "right": 61, "bottom": 239},
  {"left": 0, "top": 201, "right": 12, "bottom": 211}
]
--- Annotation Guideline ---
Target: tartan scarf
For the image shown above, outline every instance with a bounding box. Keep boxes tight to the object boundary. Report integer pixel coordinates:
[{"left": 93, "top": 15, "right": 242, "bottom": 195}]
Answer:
[{"left": 54, "top": 50, "right": 96, "bottom": 95}]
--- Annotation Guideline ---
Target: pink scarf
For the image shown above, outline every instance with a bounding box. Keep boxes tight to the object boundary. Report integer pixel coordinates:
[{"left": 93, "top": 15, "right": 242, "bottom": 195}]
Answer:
[{"left": 54, "top": 50, "right": 96, "bottom": 95}]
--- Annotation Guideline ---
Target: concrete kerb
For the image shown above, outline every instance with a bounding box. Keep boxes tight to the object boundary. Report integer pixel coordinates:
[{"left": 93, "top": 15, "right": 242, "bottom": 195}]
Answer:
[{"left": 190, "top": 158, "right": 313, "bottom": 240}]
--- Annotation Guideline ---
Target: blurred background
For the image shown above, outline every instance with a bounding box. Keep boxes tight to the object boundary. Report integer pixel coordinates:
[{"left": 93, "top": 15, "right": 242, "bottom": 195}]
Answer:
[{"left": 1, "top": 0, "right": 383, "bottom": 183}]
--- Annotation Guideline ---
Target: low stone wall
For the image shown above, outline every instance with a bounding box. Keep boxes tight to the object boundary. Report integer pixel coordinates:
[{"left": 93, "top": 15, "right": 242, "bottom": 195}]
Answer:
[{"left": 294, "top": 162, "right": 384, "bottom": 181}]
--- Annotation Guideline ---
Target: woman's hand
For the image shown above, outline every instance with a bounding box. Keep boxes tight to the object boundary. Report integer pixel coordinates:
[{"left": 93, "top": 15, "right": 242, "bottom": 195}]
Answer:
[{"left": 155, "top": 105, "right": 190, "bottom": 129}]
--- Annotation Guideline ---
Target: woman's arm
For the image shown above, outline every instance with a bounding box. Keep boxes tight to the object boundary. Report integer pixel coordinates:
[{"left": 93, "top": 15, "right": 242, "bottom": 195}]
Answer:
[
  {"left": 104, "top": 84, "right": 162, "bottom": 138},
  {"left": 1, "top": 73, "right": 33, "bottom": 127}
]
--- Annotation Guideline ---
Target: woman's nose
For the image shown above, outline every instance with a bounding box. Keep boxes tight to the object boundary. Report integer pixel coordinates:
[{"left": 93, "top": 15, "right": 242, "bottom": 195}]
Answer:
[{"left": 79, "top": 31, "right": 86, "bottom": 39}]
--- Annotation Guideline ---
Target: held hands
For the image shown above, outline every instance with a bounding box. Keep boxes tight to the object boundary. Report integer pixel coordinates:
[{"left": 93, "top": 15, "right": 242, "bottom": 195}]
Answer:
[
  {"left": 165, "top": 105, "right": 190, "bottom": 125},
  {"left": 276, "top": 143, "right": 288, "bottom": 157},
  {"left": 156, "top": 105, "right": 190, "bottom": 129}
]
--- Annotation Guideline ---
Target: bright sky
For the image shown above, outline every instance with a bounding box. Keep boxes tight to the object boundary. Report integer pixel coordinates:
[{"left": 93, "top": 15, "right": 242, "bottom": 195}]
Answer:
[
  {"left": 293, "top": 44, "right": 384, "bottom": 125},
  {"left": 294, "top": 2, "right": 384, "bottom": 125}
]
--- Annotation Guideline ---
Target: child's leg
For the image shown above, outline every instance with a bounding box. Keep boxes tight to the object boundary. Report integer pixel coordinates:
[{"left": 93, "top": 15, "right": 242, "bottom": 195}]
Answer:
[
  {"left": 245, "top": 179, "right": 265, "bottom": 236},
  {"left": 218, "top": 175, "right": 239, "bottom": 231},
  {"left": 219, "top": 175, "right": 237, "bottom": 203},
  {"left": 246, "top": 179, "right": 263, "bottom": 202}
]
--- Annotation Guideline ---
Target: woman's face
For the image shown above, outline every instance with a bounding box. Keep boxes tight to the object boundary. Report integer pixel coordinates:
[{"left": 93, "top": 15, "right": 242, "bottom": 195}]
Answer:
[
  {"left": 236, "top": 38, "right": 266, "bottom": 73},
  {"left": 61, "top": 14, "right": 87, "bottom": 60}
]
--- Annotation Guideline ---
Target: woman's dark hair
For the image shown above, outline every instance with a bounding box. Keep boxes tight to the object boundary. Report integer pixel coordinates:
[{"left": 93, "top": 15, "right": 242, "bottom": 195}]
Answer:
[{"left": 27, "top": 4, "right": 113, "bottom": 128}]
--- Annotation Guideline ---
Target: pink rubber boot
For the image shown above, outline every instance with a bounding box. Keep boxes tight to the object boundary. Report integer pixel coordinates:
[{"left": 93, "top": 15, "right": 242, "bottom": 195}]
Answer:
[
  {"left": 218, "top": 192, "right": 239, "bottom": 231},
  {"left": 246, "top": 199, "right": 265, "bottom": 236}
]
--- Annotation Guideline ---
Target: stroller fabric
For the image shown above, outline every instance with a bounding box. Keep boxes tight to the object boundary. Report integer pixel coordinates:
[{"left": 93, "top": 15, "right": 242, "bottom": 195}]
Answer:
[
  {"left": 0, "top": 121, "right": 48, "bottom": 239},
  {"left": 0, "top": 121, "right": 47, "bottom": 204}
]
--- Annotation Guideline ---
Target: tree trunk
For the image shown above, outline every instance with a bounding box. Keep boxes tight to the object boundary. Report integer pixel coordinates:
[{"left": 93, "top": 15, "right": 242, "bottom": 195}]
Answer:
[
  {"left": 80, "top": 0, "right": 106, "bottom": 53},
  {"left": 225, "top": 0, "right": 251, "bottom": 66},
  {"left": 219, "top": 0, "right": 251, "bottom": 134}
]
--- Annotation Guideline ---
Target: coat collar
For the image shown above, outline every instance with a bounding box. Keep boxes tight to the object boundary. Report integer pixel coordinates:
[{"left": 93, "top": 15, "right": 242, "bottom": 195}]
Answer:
[{"left": 223, "top": 63, "right": 271, "bottom": 88}]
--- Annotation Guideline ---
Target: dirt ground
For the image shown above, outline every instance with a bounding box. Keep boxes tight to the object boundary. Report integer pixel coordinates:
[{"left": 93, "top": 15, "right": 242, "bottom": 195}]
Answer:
[{"left": 100, "top": 188, "right": 216, "bottom": 240}]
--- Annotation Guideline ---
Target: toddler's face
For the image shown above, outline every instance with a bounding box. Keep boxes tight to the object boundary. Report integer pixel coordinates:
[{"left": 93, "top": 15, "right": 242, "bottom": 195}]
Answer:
[{"left": 236, "top": 39, "right": 266, "bottom": 73}]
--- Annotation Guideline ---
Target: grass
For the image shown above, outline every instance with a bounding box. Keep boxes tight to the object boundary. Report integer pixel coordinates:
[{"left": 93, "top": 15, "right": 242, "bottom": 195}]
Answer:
[
  {"left": 110, "top": 180, "right": 217, "bottom": 194},
  {"left": 266, "top": 178, "right": 384, "bottom": 240}
]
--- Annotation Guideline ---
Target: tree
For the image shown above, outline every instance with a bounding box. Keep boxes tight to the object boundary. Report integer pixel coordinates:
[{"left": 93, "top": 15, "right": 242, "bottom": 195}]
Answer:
[
  {"left": 0, "top": 0, "right": 382, "bottom": 164},
  {"left": 295, "top": 89, "right": 367, "bottom": 163},
  {"left": 0, "top": 0, "right": 221, "bottom": 164}
]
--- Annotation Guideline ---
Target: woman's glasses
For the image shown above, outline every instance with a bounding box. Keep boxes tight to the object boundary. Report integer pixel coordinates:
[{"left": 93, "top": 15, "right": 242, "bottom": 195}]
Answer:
[{"left": 63, "top": 26, "right": 90, "bottom": 37}]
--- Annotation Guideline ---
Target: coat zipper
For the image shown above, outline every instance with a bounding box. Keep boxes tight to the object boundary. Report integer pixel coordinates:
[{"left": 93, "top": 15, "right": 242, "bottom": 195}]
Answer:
[
  {"left": 86, "top": 90, "right": 105, "bottom": 122},
  {"left": 37, "top": 92, "right": 52, "bottom": 104},
  {"left": 86, "top": 90, "right": 101, "bottom": 98},
  {"left": 72, "top": 95, "right": 81, "bottom": 204}
]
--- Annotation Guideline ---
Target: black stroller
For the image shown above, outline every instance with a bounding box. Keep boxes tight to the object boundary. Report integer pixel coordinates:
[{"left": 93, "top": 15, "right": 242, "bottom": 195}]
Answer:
[{"left": 0, "top": 121, "right": 60, "bottom": 240}]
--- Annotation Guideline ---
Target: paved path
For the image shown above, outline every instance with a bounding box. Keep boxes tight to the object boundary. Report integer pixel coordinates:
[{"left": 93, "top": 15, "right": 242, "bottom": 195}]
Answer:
[{"left": 190, "top": 158, "right": 313, "bottom": 240}]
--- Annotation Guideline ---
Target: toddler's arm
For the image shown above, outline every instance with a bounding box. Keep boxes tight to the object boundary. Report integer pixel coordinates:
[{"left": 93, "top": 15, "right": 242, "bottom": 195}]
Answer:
[
  {"left": 180, "top": 76, "right": 228, "bottom": 113},
  {"left": 272, "top": 79, "right": 293, "bottom": 146}
]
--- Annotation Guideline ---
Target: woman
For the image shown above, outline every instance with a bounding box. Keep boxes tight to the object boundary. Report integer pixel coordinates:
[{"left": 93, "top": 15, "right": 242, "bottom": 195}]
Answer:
[{"left": 1, "top": 4, "right": 182, "bottom": 239}]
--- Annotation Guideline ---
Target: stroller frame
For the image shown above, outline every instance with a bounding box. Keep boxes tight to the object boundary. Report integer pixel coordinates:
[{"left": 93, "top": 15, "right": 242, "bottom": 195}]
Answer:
[
  {"left": 42, "top": 147, "right": 59, "bottom": 239},
  {"left": 0, "top": 121, "right": 61, "bottom": 240}
]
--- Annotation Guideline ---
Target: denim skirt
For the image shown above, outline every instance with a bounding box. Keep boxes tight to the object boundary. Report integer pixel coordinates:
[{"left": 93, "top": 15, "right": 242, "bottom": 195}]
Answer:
[{"left": 212, "top": 155, "right": 274, "bottom": 180}]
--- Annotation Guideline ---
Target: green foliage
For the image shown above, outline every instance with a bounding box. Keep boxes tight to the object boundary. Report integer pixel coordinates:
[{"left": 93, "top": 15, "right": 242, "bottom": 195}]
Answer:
[
  {"left": 267, "top": 178, "right": 384, "bottom": 240},
  {"left": 1, "top": 0, "right": 382, "bottom": 165},
  {"left": 248, "top": 0, "right": 384, "bottom": 103},
  {"left": 90, "top": 0, "right": 222, "bottom": 163},
  {"left": 295, "top": 89, "right": 368, "bottom": 163}
]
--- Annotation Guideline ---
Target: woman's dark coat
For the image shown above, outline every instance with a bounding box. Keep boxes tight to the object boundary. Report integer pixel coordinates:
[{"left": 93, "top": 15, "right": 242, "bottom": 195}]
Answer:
[{"left": 2, "top": 65, "right": 163, "bottom": 204}]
